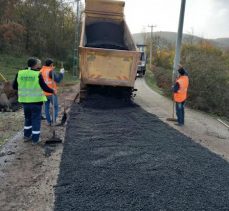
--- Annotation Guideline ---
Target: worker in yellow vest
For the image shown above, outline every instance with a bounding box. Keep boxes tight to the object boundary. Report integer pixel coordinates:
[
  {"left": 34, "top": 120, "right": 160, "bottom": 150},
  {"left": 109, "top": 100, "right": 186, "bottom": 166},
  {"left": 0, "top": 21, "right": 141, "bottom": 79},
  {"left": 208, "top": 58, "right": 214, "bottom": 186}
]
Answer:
[
  {"left": 173, "top": 65, "right": 189, "bottom": 126},
  {"left": 40, "top": 59, "right": 64, "bottom": 125},
  {"left": 13, "top": 58, "right": 54, "bottom": 144}
]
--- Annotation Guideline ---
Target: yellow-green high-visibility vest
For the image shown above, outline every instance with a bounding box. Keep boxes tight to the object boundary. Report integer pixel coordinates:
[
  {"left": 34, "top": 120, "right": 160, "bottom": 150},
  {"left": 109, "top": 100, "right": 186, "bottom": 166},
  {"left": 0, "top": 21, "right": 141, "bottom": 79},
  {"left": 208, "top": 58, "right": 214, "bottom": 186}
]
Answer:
[{"left": 17, "top": 69, "right": 47, "bottom": 103}]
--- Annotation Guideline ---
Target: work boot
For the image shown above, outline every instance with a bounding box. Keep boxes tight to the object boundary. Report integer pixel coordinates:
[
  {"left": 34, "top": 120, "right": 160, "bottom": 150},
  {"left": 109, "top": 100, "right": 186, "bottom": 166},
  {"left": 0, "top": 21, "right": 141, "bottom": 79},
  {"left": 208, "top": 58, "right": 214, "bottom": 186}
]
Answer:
[
  {"left": 24, "top": 136, "right": 32, "bottom": 142},
  {"left": 32, "top": 139, "right": 42, "bottom": 145},
  {"left": 46, "top": 122, "right": 51, "bottom": 126},
  {"left": 53, "top": 122, "right": 60, "bottom": 126},
  {"left": 49, "top": 121, "right": 59, "bottom": 126}
]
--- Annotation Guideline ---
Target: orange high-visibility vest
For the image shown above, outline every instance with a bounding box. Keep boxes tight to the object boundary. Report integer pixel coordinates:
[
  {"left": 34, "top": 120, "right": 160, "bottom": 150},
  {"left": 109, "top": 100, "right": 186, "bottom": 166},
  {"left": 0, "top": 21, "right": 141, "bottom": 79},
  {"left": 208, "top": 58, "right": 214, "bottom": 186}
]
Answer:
[
  {"left": 174, "top": 75, "right": 189, "bottom": 103},
  {"left": 40, "top": 66, "right": 57, "bottom": 96}
]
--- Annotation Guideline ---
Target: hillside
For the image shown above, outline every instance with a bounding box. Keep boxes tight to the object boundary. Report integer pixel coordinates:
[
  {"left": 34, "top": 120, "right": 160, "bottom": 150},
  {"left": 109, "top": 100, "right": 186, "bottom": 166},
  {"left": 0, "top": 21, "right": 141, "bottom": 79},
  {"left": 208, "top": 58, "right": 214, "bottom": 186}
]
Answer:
[
  {"left": 133, "top": 32, "right": 229, "bottom": 49},
  {"left": 214, "top": 38, "right": 229, "bottom": 48}
]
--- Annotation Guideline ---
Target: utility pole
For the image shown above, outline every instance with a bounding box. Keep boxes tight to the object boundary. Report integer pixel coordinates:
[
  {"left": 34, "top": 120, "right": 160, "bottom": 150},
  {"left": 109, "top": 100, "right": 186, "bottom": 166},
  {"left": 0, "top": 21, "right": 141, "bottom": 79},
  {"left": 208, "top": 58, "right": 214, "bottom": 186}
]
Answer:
[
  {"left": 170, "top": 0, "right": 186, "bottom": 119},
  {"left": 73, "top": 0, "right": 81, "bottom": 78},
  {"left": 148, "top": 25, "right": 156, "bottom": 70},
  {"left": 172, "top": 0, "right": 186, "bottom": 82}
]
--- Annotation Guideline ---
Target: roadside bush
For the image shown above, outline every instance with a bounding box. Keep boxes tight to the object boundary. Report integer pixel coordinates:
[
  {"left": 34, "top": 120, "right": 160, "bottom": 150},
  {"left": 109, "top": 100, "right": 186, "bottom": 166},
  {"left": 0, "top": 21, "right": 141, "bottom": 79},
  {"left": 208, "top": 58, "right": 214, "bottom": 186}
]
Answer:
[
  {"left": 182, "top": 44, "right": 229, "bottom": 117},
  {"left": 152, "top": 43, "right": 229, "bottom": 118},
  {"left": 154, "top": 50, "right": 174, "bottom": 70},
  {"left": 153, "top": 66, "right": 172, "bottom": 97}
]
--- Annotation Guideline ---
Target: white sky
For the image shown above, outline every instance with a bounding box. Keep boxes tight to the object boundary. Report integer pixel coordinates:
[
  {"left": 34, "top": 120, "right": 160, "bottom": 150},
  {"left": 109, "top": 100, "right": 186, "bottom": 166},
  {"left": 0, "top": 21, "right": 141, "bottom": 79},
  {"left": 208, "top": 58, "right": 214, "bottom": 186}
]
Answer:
[{"left": 124, "top": 0, "right": 229, "bottom": 39}]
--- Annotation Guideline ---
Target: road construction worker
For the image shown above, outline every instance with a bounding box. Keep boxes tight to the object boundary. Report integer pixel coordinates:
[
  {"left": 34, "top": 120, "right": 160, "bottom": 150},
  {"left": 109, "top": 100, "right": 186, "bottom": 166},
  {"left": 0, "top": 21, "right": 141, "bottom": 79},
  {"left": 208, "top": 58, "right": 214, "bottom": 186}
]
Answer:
[
  {"left": 40, "top": 58, "right": 64, "bottom": 125},
  {"left": 13, "top": 58, "right": 54, "bottom": 144},
  {"left": 173, "top": 65, "right": 189, "bottom": 126}
]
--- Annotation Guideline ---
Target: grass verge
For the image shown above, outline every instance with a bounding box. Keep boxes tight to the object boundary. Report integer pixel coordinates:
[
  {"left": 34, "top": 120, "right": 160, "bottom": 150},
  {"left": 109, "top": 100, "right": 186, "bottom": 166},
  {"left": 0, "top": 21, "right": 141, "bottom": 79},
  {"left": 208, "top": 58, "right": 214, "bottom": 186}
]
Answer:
[
  {"left": 0, "top": 54, "right": 28, "bottom": 81},
  {"left": 144, "top": 70, "right": 163, "bottom": 95},
  {"left": 0, "top": 53, "right": 79, "bottom": 83}
]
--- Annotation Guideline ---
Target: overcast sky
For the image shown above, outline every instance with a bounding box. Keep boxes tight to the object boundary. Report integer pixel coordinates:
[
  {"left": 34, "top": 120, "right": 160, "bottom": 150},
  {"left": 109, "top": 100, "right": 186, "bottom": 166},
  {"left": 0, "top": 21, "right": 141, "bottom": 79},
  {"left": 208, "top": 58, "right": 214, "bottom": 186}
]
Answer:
[{"left": 124, "top": 0, "right": 229, "bottom": 39}]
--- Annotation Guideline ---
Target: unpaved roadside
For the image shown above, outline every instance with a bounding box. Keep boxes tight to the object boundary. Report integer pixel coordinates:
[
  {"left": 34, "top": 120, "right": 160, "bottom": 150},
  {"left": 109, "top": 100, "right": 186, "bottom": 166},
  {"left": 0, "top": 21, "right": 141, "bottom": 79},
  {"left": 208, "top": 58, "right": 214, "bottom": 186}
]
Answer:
[
  {"left": 0, "top": 84, "right": 79, "bottom": 211},
  {"left": 135, "top": 78, "right": 229, "bottom": 161},
  {"left": 0, "top": 111, "right": 24, "bottom": 146}
]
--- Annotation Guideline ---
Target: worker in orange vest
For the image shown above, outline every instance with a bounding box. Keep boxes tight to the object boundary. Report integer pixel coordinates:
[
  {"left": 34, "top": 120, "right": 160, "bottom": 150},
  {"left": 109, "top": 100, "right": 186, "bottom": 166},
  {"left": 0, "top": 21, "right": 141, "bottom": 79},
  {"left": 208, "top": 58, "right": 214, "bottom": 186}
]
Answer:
[
  {"left": 173, "top": 65, "right": 189, "bottom": 126},
  {"left": 40, "top": 59, "right": 64, "bottom": 125}
]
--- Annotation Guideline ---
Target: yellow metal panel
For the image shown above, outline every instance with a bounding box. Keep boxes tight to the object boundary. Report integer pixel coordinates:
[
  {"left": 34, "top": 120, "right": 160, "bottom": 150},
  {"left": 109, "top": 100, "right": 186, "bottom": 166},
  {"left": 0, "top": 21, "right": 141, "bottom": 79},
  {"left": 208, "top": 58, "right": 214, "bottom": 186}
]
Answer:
[
  {"left": 86, "top": 52, "right": 132, "bottom": 81},
  {"left": 85, "top": 0, "right": 125, "bottom": 16}
]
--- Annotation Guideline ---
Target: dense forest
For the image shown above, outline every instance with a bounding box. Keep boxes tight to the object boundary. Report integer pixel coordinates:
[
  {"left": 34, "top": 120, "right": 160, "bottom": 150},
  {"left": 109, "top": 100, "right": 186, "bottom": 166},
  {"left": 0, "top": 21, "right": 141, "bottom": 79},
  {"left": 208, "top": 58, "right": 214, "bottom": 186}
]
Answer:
[{"left": 0, "top": 0, "right": 78, "bottom": 68}]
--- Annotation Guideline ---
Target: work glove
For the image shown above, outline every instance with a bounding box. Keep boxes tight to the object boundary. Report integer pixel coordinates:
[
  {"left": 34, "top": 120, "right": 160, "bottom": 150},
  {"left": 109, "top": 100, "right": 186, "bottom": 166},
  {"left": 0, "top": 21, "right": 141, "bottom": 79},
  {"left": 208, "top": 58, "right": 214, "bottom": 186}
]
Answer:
[{"left": 60, "top": 68, "right": 65, "bottom": 74}]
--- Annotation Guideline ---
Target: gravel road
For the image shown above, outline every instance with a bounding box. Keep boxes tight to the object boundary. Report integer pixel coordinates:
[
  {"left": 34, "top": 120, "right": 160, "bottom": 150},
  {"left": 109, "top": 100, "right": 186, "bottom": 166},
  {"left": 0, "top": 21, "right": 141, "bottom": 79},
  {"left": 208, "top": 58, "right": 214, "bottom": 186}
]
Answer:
[
  {"left": 54, "top": 93, "right": 229, "bottom": 211},
  {"left": 135, "top": 78, "right": 229, "bottom": 161}
]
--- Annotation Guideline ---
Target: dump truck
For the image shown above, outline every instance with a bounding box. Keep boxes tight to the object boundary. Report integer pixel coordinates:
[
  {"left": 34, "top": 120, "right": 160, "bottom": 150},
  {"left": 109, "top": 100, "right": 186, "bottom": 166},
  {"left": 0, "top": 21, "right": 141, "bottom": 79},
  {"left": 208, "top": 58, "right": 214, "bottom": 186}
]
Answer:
[
  {"left": 79, "top": 0, "right": 140, "bottom": 99},
  {"left": 136, "top": 44, "right": 147, "bottom": 77}
]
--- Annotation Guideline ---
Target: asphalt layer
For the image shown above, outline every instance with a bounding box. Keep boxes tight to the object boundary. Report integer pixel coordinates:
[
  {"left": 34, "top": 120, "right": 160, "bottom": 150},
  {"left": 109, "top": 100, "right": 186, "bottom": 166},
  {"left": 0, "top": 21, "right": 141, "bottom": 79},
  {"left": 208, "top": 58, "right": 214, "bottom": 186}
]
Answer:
[
  {"left": 54, "top": 94, "right": 229, "bottom": 211},
  {"left": 85, "top": 22, "right": 127, "bottom": 50}
]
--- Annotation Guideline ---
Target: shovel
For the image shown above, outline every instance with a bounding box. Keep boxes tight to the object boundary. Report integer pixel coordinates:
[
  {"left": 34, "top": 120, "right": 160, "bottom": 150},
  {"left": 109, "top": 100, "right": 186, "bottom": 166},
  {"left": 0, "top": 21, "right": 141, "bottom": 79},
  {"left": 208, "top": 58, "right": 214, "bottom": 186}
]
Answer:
[
  {"left": 56, "top": 62, "right": 67, "bottom": 126},
  {"left": 45, "top": 65, "right": 62, "bottom": 144},
  {"left": 60, "top": 99, "right": 67, "bottom": 125},
  {"left": 166, "top": 103, "right": 177, "bottom": 121},
  {"left": 56, "top": 98, "right": 67, "bottom": 126},
  {"left": 0, "top": 72, "right": 7, "bottom": 82},
  {"left": 166, "top": 97, "right": 177, "bottom": 122}
]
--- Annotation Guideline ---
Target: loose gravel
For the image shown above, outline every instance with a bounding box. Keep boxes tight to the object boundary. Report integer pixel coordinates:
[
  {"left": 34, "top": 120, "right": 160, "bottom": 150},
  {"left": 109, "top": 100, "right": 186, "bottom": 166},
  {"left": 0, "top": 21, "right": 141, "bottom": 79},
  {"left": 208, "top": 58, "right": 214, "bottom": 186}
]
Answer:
[{"left": 54, "top": 94, "right": 229, "bottom": 211}]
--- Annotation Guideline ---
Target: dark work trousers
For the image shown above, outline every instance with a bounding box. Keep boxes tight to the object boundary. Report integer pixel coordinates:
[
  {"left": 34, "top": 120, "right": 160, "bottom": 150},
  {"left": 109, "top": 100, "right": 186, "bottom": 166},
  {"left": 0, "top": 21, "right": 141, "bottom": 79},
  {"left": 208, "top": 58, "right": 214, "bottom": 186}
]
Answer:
[
  {"left": 23, "top": 103, "right": 42, "bottom": 142},
  {"left": 176, "top": 101, "right": 185, "bottom": 125}
]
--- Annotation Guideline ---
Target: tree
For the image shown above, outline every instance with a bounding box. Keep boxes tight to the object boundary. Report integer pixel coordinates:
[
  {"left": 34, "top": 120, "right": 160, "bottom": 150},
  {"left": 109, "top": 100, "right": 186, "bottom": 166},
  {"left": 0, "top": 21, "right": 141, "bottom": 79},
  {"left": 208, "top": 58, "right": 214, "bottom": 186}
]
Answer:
[{"left": 0, "top": 0, "right": 77, "bottom": 63}]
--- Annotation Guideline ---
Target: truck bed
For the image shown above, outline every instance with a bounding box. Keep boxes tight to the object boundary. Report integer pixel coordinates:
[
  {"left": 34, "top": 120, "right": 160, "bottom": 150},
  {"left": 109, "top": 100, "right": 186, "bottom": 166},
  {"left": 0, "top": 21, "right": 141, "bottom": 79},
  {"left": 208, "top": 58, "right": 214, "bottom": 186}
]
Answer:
[{"left": 79, "top": 0, "right": 140, "bottom": 89}]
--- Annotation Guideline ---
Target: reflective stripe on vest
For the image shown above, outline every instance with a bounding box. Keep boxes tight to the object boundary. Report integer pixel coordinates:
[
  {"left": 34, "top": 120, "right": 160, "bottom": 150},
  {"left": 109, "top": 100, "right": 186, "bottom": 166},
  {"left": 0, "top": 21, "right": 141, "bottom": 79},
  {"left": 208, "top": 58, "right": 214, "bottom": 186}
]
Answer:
[
  {"left": 174, "top": 75, "right": 189, "bottom": 103},
  {"left": 17, "top": 69, "right": 47, "bottom": 103},
  {"left": 40, "top": 66, "right": 57, "bottom": 96}
]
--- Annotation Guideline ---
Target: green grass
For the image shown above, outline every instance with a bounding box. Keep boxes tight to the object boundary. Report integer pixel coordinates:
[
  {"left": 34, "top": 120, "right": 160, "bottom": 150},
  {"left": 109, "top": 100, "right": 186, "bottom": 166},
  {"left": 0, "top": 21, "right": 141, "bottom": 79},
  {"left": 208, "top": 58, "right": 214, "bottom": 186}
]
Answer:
[
  {"left": 0, "top": 54, "right": 28, "bottom": 81},
  {"left": 62, "top": 71, "right": 79, "bottom": 85},
  {"left": 0, "top": 53, "right": 79, "bottom": 84},
  {"left": 145, "top": 70, "right": 163, "bottom": 95}
]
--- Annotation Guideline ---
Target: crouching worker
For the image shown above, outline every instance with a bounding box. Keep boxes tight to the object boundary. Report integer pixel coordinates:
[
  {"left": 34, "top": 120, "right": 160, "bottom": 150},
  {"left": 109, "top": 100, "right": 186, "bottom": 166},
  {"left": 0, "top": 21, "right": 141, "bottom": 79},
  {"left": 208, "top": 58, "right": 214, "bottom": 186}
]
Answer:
[
  {"left": 13, "top": 58, "right": 54, "bottom": 145},
  {"left": 173, "top": 65, "right": 189, "bottom": 126}
]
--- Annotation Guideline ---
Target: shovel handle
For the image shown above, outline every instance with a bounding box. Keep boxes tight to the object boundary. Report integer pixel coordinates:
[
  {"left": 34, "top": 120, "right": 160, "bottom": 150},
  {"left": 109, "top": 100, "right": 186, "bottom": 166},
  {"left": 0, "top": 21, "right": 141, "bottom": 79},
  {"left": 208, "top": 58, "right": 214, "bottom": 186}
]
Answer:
[{"left": 0, "top": 72, "right": 7, "bottom": 82}]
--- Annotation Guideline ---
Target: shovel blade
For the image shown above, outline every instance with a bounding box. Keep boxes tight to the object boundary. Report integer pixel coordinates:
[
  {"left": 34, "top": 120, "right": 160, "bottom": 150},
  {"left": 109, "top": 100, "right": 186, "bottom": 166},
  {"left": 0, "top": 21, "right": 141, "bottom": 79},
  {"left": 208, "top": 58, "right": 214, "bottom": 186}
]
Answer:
[
  {"left": 166, "top": 117, "right": 177, "bottom": 122},
  {"left": 61, "top": 112, "right": 67, "bottom": 125},
  {"left": 45, "top": 132, "right": 62, "bottom": 144},
  {"left": 45, "top": 138, "right": 62, "bottom": 144}
]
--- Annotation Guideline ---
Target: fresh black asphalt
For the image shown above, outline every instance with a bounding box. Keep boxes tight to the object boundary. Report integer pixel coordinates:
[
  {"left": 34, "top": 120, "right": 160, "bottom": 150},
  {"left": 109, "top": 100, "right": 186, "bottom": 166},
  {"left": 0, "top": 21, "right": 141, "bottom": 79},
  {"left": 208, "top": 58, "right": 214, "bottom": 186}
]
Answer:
[{"left": 54, "top": 95, "right": 229, "bottom": 211}]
